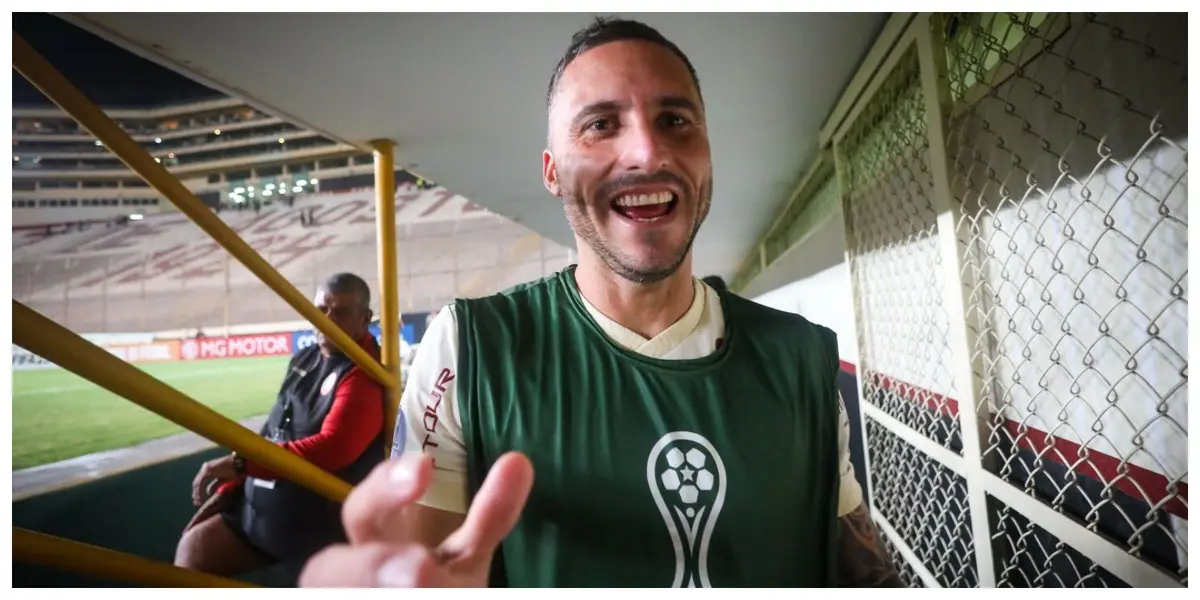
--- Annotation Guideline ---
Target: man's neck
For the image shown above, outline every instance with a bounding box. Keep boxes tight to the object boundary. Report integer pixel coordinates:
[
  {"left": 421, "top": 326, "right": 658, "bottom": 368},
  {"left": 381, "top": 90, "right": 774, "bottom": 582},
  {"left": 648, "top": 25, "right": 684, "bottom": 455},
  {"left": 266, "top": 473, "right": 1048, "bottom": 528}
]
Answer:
[{"left": 573, "top": 253, "right": 696, "bottom": 340}]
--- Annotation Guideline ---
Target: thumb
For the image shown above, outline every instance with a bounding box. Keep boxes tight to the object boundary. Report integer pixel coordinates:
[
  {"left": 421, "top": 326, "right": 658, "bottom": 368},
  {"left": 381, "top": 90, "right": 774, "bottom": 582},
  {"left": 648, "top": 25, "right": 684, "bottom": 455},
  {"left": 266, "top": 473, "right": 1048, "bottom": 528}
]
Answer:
[{"left": 437, "top": 452, "right": 534, "bottom": 564}]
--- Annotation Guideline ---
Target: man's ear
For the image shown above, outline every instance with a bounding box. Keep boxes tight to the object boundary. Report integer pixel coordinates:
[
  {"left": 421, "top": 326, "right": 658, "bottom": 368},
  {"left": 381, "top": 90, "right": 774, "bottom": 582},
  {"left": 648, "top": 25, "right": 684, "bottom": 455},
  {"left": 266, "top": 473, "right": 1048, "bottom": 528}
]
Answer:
[{"left": 542, "top": 150, "right": 560, "bottom": 197}]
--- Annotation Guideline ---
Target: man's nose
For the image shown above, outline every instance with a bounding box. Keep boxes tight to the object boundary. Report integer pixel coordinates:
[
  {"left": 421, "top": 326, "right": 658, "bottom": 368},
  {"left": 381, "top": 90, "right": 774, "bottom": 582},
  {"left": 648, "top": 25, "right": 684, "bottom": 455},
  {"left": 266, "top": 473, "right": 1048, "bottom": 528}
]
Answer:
[{"left": 617, "top": 117, "right": 669, "bottom": 172}]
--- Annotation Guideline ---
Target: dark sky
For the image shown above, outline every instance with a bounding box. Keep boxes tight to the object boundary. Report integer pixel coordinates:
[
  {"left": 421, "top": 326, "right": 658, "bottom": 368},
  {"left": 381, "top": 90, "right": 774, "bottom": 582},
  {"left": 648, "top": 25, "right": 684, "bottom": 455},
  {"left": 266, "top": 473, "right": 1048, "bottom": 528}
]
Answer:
[{"left": 13, "top": 13, "right": 222, "bottom": 108}]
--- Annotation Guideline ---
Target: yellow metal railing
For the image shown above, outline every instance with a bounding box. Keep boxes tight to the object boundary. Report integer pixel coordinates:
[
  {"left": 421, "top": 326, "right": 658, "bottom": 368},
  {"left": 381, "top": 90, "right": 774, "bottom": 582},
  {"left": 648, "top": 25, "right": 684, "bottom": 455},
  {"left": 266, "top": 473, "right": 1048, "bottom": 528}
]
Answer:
[
  {"left": 13, "top": 528, "right": 258, "bottom": 588},
  {"left": 12, "top": 33, "right": 397, "bottom": 391},
  {"left": 11, "top": 31, "right": 403, "bottom": 587},
  {"left": 372, "top": 140, "right": 404, "bottom": 454},
  {"left": 12, "top": 300, "right": 354, "bottom": 503}
]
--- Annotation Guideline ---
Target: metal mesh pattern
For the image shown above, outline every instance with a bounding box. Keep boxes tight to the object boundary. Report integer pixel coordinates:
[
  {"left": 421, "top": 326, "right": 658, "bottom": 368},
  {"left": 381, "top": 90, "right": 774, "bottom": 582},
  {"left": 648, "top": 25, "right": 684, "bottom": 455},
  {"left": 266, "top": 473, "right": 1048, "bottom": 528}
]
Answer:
[
  {"left": 945, "top": 13, "right": 1187, "bottom": 583},
  {"left": 881, "top": 534, "right": 927, "bottom": 588},
  {"left": 866, "top": 418, "right": 978, "bottom": 587},
  {"left": 841, "top": 47, "right": 962, "bottom": 451},
  {"left": 990, "top": 495, "right": 1128, "bottom": 587}
]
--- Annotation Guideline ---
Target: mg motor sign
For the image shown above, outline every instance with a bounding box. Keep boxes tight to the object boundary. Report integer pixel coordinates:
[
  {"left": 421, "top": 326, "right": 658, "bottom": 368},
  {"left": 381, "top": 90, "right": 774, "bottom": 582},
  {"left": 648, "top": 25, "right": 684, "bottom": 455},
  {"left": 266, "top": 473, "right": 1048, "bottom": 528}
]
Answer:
[{"left": 180, "top": 333, "right": 292, "bottom": 361}]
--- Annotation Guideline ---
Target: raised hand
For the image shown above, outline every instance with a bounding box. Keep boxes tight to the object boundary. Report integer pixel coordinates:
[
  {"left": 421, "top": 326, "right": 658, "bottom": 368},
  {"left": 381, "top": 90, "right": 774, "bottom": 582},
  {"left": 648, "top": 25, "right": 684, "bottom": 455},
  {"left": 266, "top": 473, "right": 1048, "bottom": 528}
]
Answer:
[{"left": 299, "top": 451, "right": 534, "bottom": 587}]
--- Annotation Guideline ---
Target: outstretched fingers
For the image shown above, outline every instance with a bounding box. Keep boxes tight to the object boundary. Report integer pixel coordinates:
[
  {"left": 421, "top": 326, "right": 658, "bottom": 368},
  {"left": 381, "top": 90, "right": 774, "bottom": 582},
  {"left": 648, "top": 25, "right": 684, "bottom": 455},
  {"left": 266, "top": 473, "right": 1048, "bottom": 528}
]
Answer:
[
  {"left": 342, "top": 453, "right": 435, "bottom": 544},
  {"left": 437, "top": 452, "right": 535, "bottom": 567}
]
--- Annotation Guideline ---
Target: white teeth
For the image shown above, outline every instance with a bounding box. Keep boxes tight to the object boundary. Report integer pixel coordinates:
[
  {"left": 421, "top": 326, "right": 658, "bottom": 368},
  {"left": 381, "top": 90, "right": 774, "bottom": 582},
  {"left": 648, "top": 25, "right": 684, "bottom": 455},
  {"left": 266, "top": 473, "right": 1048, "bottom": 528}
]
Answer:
[{"left": 614, "top": 192, "right": 673, "bottom": 207}]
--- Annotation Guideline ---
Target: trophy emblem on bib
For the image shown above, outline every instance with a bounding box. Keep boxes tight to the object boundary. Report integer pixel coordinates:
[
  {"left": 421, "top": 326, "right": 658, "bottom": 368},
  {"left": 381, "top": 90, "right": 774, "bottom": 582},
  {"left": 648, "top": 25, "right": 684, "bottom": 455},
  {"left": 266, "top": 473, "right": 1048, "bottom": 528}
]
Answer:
[{"left": 647, "top": 431, "right": 727, "bottom": 588}]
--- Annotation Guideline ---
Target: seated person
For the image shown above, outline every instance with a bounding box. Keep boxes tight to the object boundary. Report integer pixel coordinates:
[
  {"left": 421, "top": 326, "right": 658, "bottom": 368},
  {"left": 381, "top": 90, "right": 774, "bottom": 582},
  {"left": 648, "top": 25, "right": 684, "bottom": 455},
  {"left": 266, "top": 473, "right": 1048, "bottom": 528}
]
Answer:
[{"left": 176, "top": 272, "right": 387, "bottom": 577}]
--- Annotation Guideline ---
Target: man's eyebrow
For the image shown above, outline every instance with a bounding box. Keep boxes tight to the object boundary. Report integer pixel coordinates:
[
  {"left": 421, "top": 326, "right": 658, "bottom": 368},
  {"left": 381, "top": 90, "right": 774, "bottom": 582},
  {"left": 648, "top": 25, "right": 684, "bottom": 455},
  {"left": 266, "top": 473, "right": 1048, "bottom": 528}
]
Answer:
[
  {"left": 570, "top": 100, "right": 623, "bottom": 129},
  {"left": 659, "top": 95, "right": 700, "bottom": 114}
]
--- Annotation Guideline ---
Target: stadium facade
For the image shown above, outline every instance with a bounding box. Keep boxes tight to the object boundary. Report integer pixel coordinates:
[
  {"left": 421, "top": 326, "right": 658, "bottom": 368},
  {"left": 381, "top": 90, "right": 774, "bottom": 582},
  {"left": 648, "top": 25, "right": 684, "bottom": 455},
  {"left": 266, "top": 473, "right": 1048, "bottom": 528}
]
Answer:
[
  {"left": 13, "top": 97, "right": 366, "bottom": 227},
  {"left": 12, "top": 97, "right": 574, "bottom": 348}
]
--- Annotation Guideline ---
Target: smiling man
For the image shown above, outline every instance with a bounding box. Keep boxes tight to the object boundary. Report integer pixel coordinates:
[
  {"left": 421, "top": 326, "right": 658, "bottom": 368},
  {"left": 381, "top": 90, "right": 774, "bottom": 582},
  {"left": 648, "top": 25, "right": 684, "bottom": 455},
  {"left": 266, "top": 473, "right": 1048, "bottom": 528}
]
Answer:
[{"left": 299, "top": 17, "right": 901, "bottom": 588}]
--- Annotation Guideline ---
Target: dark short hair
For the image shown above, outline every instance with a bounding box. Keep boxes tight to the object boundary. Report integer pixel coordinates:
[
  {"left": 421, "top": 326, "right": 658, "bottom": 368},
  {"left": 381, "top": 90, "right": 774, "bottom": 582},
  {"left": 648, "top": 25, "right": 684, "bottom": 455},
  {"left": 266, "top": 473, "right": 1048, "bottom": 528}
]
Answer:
[
  {"left": 320, "top": 272, "right": 371, "bottom": 312},
  {"left": 701, "top": 275, "right": 727, "bottom": 293},
  {"left": 546, "top": 16, "right": 702, "bottom": 110}
]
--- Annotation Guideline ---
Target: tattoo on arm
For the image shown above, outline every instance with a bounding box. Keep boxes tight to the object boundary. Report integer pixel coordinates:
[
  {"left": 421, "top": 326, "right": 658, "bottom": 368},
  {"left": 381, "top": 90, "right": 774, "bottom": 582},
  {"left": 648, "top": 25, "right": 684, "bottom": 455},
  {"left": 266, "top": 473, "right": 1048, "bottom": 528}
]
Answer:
[{"left": 836, "top": 503, "right": 904, "bottom": 587}]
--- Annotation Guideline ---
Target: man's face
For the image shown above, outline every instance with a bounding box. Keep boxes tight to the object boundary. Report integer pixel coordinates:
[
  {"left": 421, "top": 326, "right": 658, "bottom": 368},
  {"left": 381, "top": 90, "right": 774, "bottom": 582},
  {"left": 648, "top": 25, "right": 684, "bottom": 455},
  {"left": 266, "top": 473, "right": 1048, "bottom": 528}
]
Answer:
[
  {"left": 543, "top": 39, "right": 713, "bottom": 284},
  {"left": 313, "top": 289, "right": 369, "bottom": 355}
]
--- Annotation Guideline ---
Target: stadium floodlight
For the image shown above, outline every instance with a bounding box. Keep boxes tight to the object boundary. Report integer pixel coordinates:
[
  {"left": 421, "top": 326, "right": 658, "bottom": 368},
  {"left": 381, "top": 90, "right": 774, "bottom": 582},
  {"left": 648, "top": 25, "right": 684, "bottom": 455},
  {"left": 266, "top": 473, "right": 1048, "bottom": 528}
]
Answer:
[
  {"left": 265, "top": 183, "right": 275, "bottom": 190},
  {"left": 234, "top": 187, "right": 245, "bottom": 194},
  {"left": 94, "top": 140, "right": 103, "bottom": 146},
  {"left": 213, "top": 129, "right": 221, "bottom": 135},
  {"left": 12, "top": 156, "right": 18, "bottom": 162},
  {"left": 154, "top": 157, "right": 162, "bottom": 163},
  {"left": 310, "top": 178, "right": 318, "bottom": 184},
  {"left": 263, "top": 190, "right": 273, "bottom": 197},
  {"left": 293, "top": 186, "right": 303, "bottom": 193},
  {"left": 297, "top": 179, "right": 307, "bottom": 186},
  {"left": 154, "top": 137, "right": 162, "bottom": 143},
  {"left": 278, "top": 137, "right": 286, "bottom": 144},
  {"left": 129, "top": 214, "right": 143, "bottom": 221},
  {"left": 247, "top": 185, "right": 255, "bottom": 191}
]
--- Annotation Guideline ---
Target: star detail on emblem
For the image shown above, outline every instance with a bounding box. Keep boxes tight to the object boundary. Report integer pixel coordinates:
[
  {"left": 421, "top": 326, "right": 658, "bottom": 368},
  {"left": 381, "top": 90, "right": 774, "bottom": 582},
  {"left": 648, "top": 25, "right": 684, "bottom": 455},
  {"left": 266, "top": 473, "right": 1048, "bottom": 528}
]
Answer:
[{"left": 681, "top": 467, "right": 695, "bottom": 482}]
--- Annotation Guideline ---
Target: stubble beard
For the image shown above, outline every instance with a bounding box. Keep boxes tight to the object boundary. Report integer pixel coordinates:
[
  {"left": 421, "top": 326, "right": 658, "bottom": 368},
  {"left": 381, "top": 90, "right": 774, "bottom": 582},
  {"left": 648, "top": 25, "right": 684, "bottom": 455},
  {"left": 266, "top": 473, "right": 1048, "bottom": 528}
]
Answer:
[{"left": 561, "top": 175, "right": 713, "bottom": 285}]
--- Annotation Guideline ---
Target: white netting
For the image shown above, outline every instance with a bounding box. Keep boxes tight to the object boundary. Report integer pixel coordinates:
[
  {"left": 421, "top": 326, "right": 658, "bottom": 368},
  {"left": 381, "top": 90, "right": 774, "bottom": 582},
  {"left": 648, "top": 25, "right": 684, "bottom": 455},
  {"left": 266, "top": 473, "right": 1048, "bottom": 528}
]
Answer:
[
  {"left": 948, "top": 12, "right": 1187, "bottom": 584},
  {"left": 843, "top": 12, "right": 1186, "bottom": 588},
  {"left": 866, "top": 419, "right": 977, "bottom": 587},
  {"left": 842, "top": 47, "right": 963, "bottom": 451}
]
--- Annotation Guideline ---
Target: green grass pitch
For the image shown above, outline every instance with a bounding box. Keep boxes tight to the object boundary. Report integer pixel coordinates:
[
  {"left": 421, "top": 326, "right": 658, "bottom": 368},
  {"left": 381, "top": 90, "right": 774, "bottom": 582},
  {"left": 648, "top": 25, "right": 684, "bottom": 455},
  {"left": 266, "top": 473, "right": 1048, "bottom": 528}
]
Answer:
[{"left": 12, "top": 355, "right": 292, "bottom": 470}]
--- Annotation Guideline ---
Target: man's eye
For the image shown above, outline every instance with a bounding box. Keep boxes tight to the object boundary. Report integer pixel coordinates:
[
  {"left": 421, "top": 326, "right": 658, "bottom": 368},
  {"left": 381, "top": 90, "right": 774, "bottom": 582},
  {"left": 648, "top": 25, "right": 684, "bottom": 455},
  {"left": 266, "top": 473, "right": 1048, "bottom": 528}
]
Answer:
[
  {"left": 661, "top": 114, "right": 689, "bottom": 128},
  {"left": 586, "top": 118, "right": 614, "bottom": 132}
]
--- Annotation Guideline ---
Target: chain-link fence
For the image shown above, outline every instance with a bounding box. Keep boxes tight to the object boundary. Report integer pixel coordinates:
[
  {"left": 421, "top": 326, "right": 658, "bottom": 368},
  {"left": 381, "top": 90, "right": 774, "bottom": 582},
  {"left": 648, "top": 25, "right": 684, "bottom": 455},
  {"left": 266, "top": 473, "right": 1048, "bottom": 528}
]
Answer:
[
  {"left": 841, "top": 45, "right": 965, "bottom": 453},
  {"left": 14, "top": 212, "right": 573, "bottom": 334},
  {"left": 830, "top": 12, "right": 1186, "bottom": 588}
]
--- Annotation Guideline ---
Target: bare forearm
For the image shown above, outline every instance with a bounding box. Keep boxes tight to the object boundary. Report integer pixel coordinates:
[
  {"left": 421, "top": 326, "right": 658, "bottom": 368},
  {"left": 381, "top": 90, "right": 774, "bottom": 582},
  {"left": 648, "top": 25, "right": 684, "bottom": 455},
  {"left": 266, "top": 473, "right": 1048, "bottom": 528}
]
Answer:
[{"left": 836, "top": 503, "right": 903, "bottom": 587}]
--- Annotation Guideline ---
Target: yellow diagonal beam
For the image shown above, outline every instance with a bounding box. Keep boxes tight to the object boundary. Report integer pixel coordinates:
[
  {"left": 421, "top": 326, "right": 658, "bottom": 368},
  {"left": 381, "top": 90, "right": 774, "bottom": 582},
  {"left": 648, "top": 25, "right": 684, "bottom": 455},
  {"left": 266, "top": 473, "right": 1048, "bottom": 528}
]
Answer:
[
  {"left": 14, "top": 528, "right": 257, "bottom": 588},
  {"left": 13, "top": 300, "right": 353, "bottom": 503},
  {"left": 11, "top": 32, "right": 397, "bottom": 391}
]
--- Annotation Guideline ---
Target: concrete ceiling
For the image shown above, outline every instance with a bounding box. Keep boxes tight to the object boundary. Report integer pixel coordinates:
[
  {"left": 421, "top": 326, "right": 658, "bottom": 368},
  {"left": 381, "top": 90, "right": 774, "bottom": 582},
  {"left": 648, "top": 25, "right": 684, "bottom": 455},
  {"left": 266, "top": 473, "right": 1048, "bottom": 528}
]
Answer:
[{"left": 65, "top": 13, "right": 885, "bottom": 280}]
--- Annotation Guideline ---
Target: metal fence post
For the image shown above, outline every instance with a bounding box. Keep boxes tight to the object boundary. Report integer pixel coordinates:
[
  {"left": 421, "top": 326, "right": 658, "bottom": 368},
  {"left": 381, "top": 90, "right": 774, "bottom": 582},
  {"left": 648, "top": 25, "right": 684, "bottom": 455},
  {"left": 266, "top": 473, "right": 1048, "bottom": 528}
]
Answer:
[{"left": 914, "top": 12, "right": 997, "bottom": 587}]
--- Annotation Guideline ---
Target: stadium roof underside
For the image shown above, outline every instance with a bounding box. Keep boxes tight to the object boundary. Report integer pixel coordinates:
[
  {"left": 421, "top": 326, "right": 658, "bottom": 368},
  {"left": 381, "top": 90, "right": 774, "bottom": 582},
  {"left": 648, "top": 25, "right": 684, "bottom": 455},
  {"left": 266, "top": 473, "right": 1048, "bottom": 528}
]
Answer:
[{"left": 62, "top": 13, "right": 886, "bottom": 280}]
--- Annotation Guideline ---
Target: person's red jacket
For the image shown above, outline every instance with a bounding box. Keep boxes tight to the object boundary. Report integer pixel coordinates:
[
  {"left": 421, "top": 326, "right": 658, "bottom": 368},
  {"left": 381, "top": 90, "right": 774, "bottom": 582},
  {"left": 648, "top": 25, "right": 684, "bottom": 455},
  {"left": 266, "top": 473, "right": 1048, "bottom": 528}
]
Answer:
[{"left": 217, "top": 333, "right": 384, "bottom": 494}]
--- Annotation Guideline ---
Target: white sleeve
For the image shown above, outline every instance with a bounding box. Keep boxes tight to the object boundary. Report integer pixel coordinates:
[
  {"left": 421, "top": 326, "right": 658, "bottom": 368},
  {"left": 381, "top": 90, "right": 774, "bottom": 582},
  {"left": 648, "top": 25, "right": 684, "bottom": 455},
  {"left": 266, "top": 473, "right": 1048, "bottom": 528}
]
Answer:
[
  {"left": 837, "top": 390, "right": 864, "bottom": 516},
  {"left": 392, "top": 304, "right": 469, "bottom": 514}
]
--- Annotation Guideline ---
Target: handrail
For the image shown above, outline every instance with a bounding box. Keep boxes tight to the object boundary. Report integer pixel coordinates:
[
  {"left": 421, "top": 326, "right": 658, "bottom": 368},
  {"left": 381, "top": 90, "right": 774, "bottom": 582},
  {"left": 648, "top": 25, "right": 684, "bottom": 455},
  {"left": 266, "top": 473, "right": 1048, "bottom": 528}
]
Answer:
[
  {"left": 13, "top": 300, "right": 353, "bottom": 504},
  {"left": 372, "top": 139, "right": 404, "bottom": 454},
  {"left": 13, "top": 528, "right": 258, "bottom": 588},
  {"left": 12, "top": 32, "right": 398, "bottom": 392}
]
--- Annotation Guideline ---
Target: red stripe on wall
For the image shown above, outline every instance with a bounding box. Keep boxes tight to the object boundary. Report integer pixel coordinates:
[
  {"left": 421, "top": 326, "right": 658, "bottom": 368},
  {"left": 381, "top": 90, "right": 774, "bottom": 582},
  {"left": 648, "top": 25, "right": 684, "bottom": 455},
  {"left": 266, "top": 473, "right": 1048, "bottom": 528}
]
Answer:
[
  {"left": 838, "top": 360, "right": 1187, "bottom": 520},
  {"left": 839, "top": 360, "right": 960, "bottom": 417},
  {"left": 1003, "top": 421, "right": 1188, "bottom": 520}
]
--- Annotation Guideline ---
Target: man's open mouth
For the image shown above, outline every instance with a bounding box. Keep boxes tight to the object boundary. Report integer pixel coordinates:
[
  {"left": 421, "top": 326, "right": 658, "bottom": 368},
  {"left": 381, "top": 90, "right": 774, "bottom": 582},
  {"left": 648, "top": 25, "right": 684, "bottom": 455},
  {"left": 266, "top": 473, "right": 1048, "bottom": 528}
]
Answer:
[{"left": 611, "top": 191, "right": 678, "bottom": 222}]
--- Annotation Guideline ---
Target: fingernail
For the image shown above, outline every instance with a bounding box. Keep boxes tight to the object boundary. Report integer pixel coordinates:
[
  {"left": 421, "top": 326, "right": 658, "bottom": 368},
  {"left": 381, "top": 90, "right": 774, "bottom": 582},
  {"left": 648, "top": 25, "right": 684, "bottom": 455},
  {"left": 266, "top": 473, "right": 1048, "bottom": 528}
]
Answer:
[
  {"left": 377, "top": 549, "right": 421, "bottom": 587},
  {"left": 388, "top": 460, "right": 414, "bottom": 490}
]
